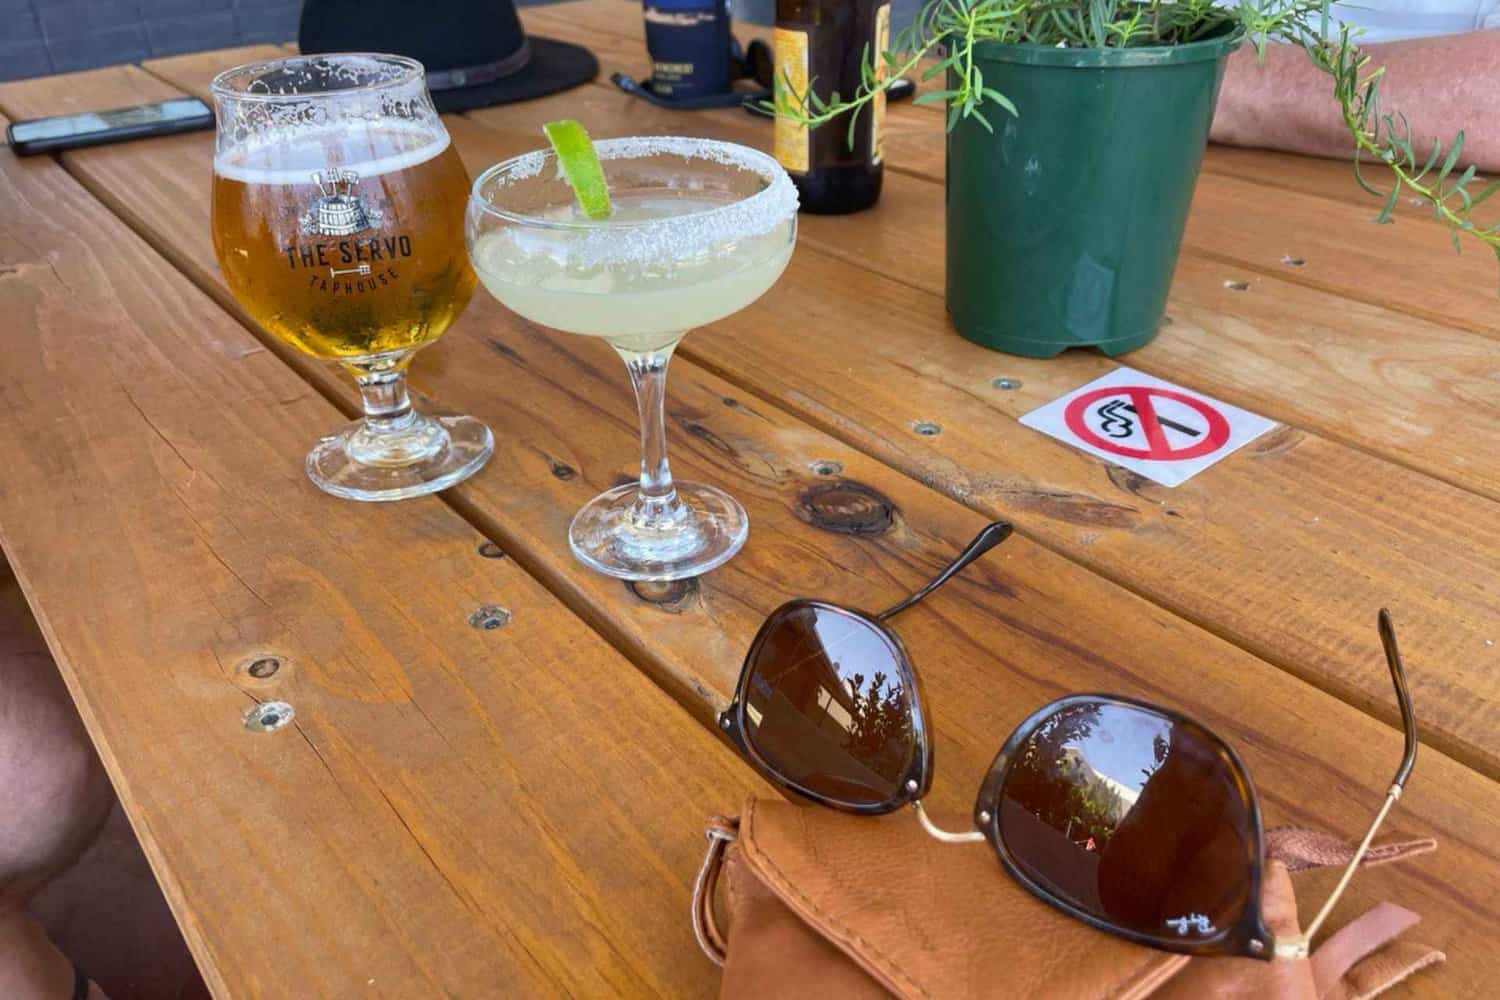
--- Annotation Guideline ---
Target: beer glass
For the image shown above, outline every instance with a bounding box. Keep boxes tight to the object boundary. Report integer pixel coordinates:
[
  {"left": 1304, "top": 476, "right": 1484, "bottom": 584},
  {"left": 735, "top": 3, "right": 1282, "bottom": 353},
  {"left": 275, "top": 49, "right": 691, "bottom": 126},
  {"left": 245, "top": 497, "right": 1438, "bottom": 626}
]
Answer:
[{"left": 211, "top": 54, "right": 492, "bottom": 501}]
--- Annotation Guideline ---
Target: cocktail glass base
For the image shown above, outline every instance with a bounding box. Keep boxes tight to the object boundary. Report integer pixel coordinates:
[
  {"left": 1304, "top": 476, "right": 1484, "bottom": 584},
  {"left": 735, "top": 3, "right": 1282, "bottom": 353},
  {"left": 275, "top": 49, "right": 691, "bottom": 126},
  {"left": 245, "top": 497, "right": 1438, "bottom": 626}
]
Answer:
[
  {"left": 568, "top": 481, "right": 748, "bottom": 581},
  {"left": 306, "top": 412, "right": 493, "bottom": 502}
]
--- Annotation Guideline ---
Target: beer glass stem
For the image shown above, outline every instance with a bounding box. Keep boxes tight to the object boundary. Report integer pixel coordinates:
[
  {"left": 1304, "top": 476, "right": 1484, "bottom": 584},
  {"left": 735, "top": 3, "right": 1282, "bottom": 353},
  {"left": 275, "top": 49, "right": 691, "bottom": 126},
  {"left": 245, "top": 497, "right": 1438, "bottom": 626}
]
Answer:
[
  {"left": 619, "top": 340, "right": 687, "bottom": 529},
  {"left": 336, "top": 364, "right": 450, "bottom": 471},
  {"left": 357, "top": 368, "right": 416, "bottom": 432}
]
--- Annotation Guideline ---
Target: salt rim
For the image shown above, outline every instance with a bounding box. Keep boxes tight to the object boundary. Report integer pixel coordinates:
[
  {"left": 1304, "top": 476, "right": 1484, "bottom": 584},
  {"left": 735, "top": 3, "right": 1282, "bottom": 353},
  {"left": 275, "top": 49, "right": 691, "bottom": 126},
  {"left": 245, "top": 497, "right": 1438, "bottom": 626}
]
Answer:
[{"left": 470, "top": 136, "right": 799, "bottom": 268}]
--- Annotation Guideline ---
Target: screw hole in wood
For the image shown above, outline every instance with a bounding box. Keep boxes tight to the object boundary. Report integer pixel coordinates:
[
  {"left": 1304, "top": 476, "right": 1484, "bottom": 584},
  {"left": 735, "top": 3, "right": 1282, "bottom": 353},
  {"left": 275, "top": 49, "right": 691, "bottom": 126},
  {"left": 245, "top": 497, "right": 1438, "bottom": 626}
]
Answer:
[
  {"left": 468, "top": 605, "right": 512, "bottom": 630},
  {"left": 244, "top": 701, "right": 294, "bottom": 733}
]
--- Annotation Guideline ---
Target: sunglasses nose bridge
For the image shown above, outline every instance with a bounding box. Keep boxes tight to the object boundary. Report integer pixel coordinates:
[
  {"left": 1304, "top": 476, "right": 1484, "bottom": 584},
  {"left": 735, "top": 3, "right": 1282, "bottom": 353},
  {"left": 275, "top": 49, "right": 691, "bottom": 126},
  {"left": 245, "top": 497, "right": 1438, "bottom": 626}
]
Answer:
[{"left": 911, "top": 798, "right": 987, "bottom": 844}]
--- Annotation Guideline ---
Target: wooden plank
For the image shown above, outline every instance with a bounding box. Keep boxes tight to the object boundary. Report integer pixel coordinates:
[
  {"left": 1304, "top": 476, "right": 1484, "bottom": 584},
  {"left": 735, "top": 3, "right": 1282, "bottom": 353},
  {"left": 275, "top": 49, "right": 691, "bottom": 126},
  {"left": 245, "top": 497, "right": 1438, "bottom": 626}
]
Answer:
[
  {"left": 1180, "top": 170, "right": 1500, "bottom": 336},
  {"left": 0, "top": 108, "right": 766, "bottom": 997},
  {"left": 466, "top": 49, "right": 1500, "bottom": 505},
  {"left": 1201, "top": 144, "right": 1496, "bottom": 226},
  {"left": 469, "top": 32, "right": 1500, "bottom": 754},
  {"left": 115, "top": 20, "right": 1500, "bottom": 775},
  {"left": 0, "top": 64, "right": 180, "bottom": 119},
  {"left": 531, "top": 0, "right": 1500, "bottom": 340},
  {"left": 93, "top": 48, "right": 1500, "bottom": 995},
  {"left": 141, "top": 45, "right": 287, "bottom": 99}
]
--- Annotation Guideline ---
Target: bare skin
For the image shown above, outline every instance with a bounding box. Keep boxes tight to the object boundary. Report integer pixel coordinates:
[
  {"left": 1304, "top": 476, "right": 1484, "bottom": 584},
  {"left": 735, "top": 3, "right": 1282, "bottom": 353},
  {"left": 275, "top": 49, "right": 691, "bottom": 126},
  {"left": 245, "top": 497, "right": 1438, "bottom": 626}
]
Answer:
[
  {"left": 0, "top": 582, "right": 113, "bottom": 999},
  {"left": 1211, "top": 30, "right": 1500, "bottom": 171}
]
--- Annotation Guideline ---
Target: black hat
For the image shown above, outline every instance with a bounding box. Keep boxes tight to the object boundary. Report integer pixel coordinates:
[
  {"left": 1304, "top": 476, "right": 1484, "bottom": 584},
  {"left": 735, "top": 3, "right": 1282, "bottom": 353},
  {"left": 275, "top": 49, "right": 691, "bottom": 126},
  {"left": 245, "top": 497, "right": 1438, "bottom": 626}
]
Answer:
[{"left": 300, "top": 0, "right": 599, "bottom": 113}]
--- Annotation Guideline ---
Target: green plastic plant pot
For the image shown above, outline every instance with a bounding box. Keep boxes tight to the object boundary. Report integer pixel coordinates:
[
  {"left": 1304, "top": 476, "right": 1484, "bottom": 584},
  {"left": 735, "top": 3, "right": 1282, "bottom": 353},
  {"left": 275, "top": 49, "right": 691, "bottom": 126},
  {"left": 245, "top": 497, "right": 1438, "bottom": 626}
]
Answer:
[{"left": 945, "top": 27, "right": 1242, "bottom": 358}]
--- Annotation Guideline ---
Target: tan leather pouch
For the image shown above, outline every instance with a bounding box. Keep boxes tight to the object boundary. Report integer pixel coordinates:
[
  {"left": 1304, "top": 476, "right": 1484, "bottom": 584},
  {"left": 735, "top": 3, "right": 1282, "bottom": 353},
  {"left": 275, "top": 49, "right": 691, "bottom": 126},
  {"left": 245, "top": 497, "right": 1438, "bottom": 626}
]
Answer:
[{"left": 694, "top": 799, "right": 1444, "bottom": 1000}]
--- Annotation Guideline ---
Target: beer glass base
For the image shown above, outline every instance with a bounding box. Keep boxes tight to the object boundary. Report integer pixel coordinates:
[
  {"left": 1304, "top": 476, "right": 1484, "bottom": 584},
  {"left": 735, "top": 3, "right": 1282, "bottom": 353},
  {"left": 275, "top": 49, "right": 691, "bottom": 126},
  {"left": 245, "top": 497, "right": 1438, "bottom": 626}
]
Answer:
[
  {"left": 568, "top": 481, "right": 748, "bottom": 581},
  {"left": 306, "top": 412, "right": 493, "bottom": 502}
]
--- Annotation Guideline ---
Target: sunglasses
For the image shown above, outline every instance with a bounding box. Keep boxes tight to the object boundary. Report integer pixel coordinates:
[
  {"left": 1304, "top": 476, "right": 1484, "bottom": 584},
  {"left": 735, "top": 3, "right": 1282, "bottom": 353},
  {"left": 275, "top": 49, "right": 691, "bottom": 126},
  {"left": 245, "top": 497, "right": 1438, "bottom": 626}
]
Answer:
[{"left": 718, "top": 522, "right": 1418, "bottom": 961}]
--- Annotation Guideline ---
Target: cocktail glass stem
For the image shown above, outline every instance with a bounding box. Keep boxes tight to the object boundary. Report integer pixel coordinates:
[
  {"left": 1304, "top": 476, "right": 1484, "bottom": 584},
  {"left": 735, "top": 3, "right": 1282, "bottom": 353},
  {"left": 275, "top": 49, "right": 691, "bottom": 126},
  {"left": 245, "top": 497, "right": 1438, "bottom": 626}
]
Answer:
[
  {"left": 620, "top": 340, "right": 690, "bottom": 531},
  {"left": 565, "top": 335, "right": 748, "bottom": 580}
]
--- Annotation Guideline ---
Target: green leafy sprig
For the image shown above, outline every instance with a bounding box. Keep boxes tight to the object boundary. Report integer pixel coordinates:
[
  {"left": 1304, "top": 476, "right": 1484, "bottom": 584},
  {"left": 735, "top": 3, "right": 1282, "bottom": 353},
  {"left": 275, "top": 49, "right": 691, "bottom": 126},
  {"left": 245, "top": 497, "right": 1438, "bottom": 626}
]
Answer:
[
  {"left": 771, "top": 0, "right": 1500, "bottom": 280},
  {"left": 1309, "top": 24, "right": 1500, "bottom": 278}
]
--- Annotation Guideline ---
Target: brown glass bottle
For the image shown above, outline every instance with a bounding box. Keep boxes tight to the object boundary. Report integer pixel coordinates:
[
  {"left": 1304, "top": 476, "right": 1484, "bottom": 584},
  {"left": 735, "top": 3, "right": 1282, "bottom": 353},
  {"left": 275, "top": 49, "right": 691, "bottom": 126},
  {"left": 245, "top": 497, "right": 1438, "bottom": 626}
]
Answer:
[{"left": 772, "top": 0, "right": 890, "bottom": 214}]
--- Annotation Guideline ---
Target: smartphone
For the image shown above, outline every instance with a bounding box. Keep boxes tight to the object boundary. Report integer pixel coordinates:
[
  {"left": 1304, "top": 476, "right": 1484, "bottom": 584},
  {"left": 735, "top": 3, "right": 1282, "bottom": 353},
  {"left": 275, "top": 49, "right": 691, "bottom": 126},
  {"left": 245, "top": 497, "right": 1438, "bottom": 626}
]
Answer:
[{"left": 6, "top": 97, "right": 213, "bottom": 156}]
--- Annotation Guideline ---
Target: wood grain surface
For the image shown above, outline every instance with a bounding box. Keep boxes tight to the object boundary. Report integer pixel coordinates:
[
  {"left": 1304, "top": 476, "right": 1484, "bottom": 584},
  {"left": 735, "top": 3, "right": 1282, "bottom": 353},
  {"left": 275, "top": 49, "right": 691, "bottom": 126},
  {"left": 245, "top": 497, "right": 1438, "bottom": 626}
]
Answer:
[
  {"left": 21, "top": 41, "right": 1490, "bottom": 997},
  {"left": 450, "top": 18, "right": 1500, "bottom": 777},
  {"left": 484, "top": 15, "right": 1500, "bottom": 507},
  {"left": 524, "top": 0, "right": 1500, "bottom": 340},
  {"left": 3, "top": 12, "right": 1498, "bottom": 996},
  {"left": 0, "top": 106, "right": 767, "bottom": 998}
]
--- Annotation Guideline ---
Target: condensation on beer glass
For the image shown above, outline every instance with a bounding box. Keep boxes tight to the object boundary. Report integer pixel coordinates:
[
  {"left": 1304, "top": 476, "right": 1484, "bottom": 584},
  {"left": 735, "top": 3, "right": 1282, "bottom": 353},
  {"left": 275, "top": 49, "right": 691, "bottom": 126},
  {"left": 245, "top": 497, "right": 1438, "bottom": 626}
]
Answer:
[{"left": 210, "top": 54, "right": 491, "bottom": 501}]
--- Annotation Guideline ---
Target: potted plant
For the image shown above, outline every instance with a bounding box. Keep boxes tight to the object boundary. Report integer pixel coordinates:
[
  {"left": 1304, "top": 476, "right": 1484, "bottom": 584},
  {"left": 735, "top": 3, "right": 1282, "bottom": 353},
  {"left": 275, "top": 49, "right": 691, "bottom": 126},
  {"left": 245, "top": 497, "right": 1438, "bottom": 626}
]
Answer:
[{"left": 777, "top": 0, "right": 1500, "bottom": 358}]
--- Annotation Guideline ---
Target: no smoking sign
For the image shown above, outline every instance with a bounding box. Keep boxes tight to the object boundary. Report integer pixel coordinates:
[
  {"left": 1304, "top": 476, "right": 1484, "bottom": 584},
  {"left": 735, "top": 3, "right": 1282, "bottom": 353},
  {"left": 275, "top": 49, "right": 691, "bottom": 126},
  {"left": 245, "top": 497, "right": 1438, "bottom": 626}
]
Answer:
[{"left": 1020, "top": 368, "right": 1276, "bottom": 487}]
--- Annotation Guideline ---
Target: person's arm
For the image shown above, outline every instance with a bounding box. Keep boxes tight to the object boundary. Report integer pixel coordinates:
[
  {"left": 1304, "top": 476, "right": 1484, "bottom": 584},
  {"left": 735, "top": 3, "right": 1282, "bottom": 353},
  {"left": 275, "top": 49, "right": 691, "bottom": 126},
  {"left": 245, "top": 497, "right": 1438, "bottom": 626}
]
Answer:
[{"left": 1211, "top": 30, "right": 1500, "bottom": 171}]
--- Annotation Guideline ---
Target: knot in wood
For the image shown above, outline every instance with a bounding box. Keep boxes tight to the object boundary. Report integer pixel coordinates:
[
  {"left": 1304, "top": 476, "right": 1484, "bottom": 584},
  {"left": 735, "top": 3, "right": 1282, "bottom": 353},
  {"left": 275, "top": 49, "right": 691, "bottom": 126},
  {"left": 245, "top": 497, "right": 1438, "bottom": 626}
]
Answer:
[
  {"left": 476, "top": 541, "right": 506, "bottom": 559},
  {"left": 248, "top": 657, "right": 280, "bottom": 679},
  {"left": 798, "top": 481, "right": 896, "bottom": 536}
]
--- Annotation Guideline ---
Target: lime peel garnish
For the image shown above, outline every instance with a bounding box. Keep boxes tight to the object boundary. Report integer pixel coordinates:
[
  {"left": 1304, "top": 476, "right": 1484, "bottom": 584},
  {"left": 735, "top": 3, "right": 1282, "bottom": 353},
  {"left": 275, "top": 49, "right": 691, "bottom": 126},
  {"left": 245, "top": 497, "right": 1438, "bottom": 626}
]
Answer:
[{"left": 543, "top": 119, "right": 612, "bottom": 220}]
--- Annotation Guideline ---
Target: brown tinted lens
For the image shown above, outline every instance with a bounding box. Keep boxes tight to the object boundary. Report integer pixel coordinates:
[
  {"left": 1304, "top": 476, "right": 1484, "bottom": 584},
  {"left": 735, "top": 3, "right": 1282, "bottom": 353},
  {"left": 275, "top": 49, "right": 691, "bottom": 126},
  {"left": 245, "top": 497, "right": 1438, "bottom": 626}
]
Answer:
[
  {"left": 740, "top": 603, "right": 917, "bottom": 808},
  {"left": 997, "top": 701, "right": 1256, "bottom": 944}
]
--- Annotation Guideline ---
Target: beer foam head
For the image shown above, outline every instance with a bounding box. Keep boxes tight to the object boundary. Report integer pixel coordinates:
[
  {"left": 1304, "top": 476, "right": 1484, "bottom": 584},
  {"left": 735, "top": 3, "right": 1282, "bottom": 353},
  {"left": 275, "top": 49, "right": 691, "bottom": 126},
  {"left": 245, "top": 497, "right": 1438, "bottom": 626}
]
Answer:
[{"left": 215, "top": 124, "right": 449, "bottom": 185}]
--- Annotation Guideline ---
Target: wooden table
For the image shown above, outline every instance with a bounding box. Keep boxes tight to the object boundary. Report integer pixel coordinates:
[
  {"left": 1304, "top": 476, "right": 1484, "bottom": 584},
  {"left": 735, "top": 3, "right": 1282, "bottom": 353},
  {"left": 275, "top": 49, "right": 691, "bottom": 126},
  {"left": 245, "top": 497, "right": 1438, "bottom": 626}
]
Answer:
[{"left": 1, "top": 2, "right": 1496, "bottom": 995}]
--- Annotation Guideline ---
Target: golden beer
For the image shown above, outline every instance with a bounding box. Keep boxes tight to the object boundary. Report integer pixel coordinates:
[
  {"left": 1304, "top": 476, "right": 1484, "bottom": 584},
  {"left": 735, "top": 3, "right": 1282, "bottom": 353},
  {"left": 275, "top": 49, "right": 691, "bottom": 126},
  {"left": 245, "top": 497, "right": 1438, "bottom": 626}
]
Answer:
[
  {"left": 210, "top": 52, "right": 491, "bottom": 500},
  {"left": 212, "top": 125, "right": 476, "bottom": 361}
]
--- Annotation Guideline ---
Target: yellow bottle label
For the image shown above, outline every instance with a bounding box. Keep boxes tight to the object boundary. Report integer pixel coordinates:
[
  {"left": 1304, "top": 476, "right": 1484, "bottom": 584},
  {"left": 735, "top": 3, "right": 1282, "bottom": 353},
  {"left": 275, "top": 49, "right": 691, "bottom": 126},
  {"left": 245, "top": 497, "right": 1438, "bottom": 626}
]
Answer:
[
  {"left": 872, "top": 4, "right": 890, "bottom": 164},
  {"left": 772, "top": 26, "right": 810, "bottom": 174}
]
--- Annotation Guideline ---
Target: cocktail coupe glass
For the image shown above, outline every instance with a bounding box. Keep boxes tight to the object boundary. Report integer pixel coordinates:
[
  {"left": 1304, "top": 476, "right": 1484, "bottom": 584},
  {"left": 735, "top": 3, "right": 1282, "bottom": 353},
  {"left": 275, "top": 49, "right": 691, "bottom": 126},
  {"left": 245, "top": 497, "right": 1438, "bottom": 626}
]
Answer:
[
  {"left": 211, "top": 53, "right": 493, "bottom": 501},
  {"left": 467, "top": 138, "right": 798, "bottom": 580}
]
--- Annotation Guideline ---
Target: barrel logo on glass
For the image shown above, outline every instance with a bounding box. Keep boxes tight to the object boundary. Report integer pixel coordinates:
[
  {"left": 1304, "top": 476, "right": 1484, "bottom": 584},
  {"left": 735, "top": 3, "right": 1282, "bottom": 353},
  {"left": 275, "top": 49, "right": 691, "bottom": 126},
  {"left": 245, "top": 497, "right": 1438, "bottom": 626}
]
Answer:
[
  {"left": 301, "top": 168, "right": 383, "bottom": 235},
  {"left": 283, "top": 167, "right": 413, "bottom": 295}
]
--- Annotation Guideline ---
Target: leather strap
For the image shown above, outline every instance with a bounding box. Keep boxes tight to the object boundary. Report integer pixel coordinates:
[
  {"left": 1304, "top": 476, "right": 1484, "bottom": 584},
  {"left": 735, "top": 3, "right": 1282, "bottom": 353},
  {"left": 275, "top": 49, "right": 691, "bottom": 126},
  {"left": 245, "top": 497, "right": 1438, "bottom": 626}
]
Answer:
[
  {"left": 1311, "top": 903, "right": 1421, "bottom": 996},
  {"left": 692, "top": 815, "right": 739, "bottom": 966},
  {"left": 1333, "top": 939, "right": 1446, "bottom": 1000},
  {"left": 692, "top": 814, "right": 1444, "bottom": 997},
  {"left": 1271, "top": 826, "right": 1446, "bottom": 999},
  {"left": 424, "top": 43, "right": 532, "bottom": 92},
  {"left": 1267, "top": 826, "right": 1436, "bottom": 873}
]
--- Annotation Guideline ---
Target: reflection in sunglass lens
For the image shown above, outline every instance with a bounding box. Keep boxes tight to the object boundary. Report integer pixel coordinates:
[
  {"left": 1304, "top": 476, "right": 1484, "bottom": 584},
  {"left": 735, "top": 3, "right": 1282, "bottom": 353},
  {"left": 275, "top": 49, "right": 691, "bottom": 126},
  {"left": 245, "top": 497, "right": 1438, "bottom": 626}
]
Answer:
[
  {"left": 741, "top": 603, "right": 916, "bottom": 808},
  {"left": 997, "top": 701, "right": 1256, "bottom": 944}
]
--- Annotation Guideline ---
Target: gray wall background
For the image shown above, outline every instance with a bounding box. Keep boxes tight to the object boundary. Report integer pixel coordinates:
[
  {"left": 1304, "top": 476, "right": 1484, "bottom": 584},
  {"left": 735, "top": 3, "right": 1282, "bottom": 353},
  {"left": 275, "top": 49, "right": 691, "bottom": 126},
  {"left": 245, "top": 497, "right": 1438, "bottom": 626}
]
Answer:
[
  {"left": 1, "top": 1, "right": 305, "bottom": 80},
  {"left": 0, "top": 0, "right": 911, "bottom": 85}
]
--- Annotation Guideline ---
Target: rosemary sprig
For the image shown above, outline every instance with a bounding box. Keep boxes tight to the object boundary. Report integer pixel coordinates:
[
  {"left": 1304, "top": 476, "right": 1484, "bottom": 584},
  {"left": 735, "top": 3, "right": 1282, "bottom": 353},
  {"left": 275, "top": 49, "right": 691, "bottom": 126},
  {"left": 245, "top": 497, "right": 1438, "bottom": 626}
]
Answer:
[
  {"left": 771, "top": 0, "right": 1500, "bottom": 285},
  {"left": 1310, "top": 25, "right": 1500, "bottom": 283}
]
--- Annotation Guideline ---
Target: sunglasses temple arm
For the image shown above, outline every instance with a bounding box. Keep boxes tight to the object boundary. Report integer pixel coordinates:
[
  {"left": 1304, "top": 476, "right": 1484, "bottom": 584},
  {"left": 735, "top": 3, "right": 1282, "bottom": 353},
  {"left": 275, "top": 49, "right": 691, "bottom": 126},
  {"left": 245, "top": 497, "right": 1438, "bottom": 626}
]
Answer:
[
  {"left": 1276, "top": 610, "right": 1419, "bottom": 958},
  {"left": 877, "top": 522, "right": 1014, "bottom": 622}
]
